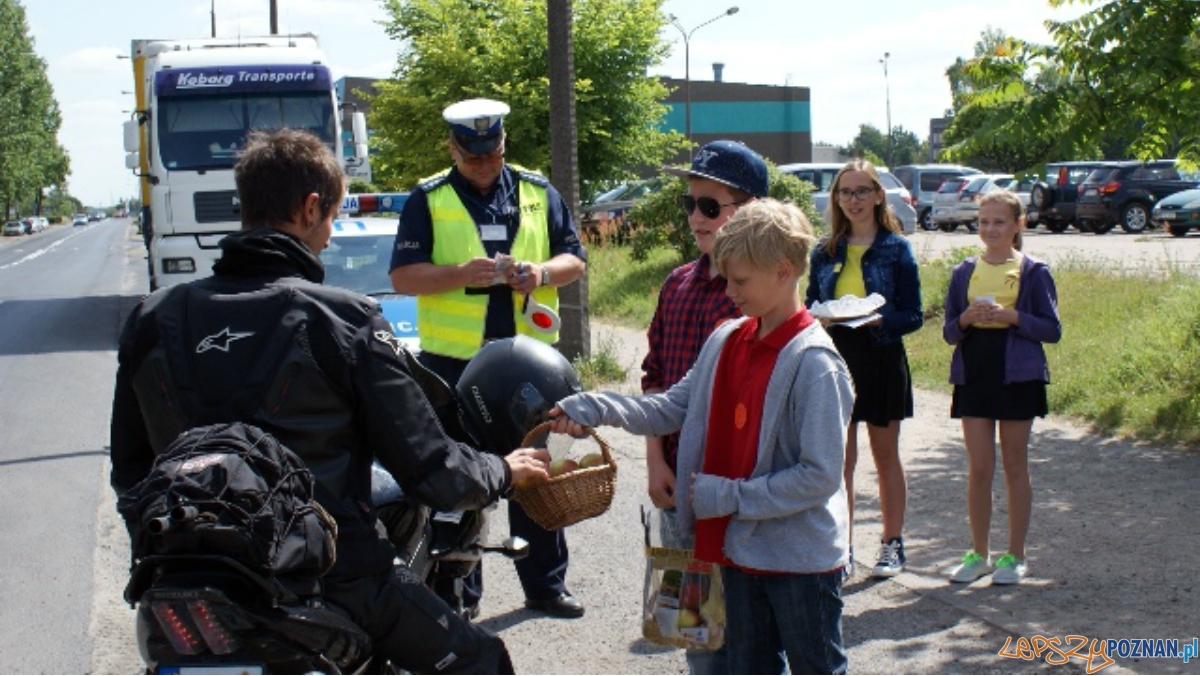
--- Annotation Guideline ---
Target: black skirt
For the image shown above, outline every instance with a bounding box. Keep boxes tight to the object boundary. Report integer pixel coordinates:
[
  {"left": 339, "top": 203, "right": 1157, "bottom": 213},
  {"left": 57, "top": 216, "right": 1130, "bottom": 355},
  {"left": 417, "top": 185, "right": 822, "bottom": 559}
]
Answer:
[
  {"left": 828, "top": 325, "right": 913, "bottom": 427},
  {"left": 950, "top": 329, "right": 1048, "bottom": 420}
]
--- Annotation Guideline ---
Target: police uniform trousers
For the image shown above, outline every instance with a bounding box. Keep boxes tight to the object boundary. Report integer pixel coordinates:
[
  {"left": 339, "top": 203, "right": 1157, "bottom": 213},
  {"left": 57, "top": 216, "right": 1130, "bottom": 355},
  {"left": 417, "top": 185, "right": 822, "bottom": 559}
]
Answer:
[{"left": 418, "top": 350, "right": 571, "bottom": 608}]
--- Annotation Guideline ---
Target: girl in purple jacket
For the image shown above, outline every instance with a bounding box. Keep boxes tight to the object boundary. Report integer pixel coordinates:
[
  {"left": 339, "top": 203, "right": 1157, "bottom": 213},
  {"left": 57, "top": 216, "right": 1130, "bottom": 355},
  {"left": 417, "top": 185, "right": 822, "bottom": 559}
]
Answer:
[{"left": 942, "top": 190, "right": 1061, "bottom": 586}]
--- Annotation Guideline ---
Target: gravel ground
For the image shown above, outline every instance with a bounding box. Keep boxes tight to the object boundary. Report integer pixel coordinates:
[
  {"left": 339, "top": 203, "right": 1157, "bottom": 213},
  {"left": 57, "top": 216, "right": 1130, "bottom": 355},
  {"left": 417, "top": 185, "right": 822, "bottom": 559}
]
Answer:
[{"left": 91, "top": 319, "right": 1200, "bottom": 674}]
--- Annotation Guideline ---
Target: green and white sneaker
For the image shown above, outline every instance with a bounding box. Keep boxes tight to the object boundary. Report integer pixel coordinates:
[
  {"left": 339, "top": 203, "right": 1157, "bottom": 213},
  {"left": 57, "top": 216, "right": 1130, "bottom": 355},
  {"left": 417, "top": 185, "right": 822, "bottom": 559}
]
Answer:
[
  {"left": 991, "top": 553, "right": 1027, "bottom": 585},
  {"left": 949, "top": 550, "right": 992, "bottom": 583}
]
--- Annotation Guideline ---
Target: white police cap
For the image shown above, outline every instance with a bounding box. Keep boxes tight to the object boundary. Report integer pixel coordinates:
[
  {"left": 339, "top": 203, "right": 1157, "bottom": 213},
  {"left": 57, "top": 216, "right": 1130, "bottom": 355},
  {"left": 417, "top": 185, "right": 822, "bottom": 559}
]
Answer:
[{"left": 443, "top": 98, "right": 510, "bottom": 155}]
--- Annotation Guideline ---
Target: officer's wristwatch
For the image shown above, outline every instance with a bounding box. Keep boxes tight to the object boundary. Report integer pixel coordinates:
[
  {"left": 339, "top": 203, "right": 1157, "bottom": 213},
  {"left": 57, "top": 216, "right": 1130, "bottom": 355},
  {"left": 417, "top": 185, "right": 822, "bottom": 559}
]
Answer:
[{"left": 540, "top": 266, "right": 550, "bottom": 287}]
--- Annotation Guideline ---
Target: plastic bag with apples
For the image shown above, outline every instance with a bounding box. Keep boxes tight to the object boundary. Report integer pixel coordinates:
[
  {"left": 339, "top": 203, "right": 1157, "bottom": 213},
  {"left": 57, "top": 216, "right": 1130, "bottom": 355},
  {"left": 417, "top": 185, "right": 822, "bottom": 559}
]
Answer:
[{"left": 640, "top": 510, "right": 725, "bottom": 650}]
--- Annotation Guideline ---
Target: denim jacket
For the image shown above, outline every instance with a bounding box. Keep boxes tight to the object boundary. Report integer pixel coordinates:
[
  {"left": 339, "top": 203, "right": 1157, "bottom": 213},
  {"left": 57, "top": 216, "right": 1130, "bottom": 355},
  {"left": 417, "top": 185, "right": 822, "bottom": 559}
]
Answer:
[{"left": 805, "top": 229, "right": 923, "bottom": 346}]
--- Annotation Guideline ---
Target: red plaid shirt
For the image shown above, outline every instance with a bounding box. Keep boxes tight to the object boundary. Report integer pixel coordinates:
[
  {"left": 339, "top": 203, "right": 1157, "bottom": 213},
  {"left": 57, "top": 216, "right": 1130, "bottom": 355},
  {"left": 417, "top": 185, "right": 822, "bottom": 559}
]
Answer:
[{"left": 641, "top": 255, "right": 740, "bottom": 471}]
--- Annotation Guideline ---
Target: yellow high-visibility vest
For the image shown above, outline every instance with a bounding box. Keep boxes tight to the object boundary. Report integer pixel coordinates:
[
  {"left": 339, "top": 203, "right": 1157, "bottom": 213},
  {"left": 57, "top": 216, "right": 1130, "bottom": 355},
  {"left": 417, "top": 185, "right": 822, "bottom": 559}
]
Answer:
[{"left": 418, "top": 171, "right": 558, "bottom": 359}]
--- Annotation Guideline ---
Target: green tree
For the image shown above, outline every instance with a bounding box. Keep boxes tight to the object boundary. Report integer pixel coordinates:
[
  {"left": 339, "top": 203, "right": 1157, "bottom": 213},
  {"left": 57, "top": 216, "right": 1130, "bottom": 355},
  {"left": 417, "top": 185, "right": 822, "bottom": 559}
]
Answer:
[
  {"left": 840, "top": 124, "right": 921, "bottom": 167},
  {"left": 939, "top": 28, "right": 1065, "bottom": 172},
  {"left": 943, "top": 2, "right": 1200, "bottom": 170},
  {"left": 369, "top": 0, "right": 684, "bottom": 190},
  {"left": 0, "top": 0, "right": 67, "bottom": 217}
]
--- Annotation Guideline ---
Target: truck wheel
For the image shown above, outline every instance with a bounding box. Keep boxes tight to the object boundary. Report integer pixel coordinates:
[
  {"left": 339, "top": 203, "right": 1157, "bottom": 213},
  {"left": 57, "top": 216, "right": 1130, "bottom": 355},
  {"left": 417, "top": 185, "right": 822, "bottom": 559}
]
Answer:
[
  {"left": 1168, "top": 225, "right": 1189, "bottom": 238},
  {"left": 966, "top": 220, "right": 979, "bottom": 233},
  {"left": 1120, "top": 202, "right": 1150, "bottom": 233},
  {"left": 1046, "top": 220, "right": 1069, "bottom": 234},
  {"left": 920, "top": 209, "right": 936, "bottom": 231}
]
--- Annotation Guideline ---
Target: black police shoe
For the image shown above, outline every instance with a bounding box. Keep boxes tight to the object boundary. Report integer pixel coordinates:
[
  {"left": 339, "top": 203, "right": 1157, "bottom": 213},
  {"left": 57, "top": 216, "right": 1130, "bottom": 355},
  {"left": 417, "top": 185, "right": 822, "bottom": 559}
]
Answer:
[{"left": 524, "top": 592, "right": 585, "bottom": 619}]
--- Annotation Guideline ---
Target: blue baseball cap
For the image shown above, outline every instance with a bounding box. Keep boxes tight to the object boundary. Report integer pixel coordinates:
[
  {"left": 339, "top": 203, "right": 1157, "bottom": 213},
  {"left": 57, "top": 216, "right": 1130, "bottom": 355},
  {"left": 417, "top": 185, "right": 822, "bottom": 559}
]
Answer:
[
  {"left": 664, "top": 140, "right": 769, "bottom": 198},
  {"left": 443, "top": 98, "right": 510, "bottom": 155}
]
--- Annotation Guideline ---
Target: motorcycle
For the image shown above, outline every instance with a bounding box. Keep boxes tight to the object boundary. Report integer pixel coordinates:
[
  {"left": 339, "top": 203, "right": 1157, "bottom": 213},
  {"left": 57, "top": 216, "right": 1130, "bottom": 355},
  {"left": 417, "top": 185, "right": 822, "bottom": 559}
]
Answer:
[
  {"left": 125, "top": 463, "right": 526, "bottom": 674},
  {"left": 126, "top": 336, "right": 574, "bottom": 674}
]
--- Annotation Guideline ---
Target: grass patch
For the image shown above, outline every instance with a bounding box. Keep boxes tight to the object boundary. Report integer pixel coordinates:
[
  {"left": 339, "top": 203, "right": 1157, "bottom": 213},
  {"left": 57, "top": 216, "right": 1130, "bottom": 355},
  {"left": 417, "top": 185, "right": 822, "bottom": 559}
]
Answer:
[
  {"left": 572, "top": 333, "right": 628, "bottom": 389},
  {"left": 586, "top": 245, "right": 680, "bottom": 328},
  {"left": 589, "top": 243, "right": 1200, "bottom": 445}
]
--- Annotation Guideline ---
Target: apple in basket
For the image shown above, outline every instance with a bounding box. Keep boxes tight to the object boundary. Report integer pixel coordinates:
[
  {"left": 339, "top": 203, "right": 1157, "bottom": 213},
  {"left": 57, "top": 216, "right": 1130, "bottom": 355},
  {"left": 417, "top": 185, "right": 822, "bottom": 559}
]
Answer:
[
  {"left": 578, "top": 452, "right": 605, "bottom": 469},
  {"left": 678, "top": 608, "right": 703, "bottom": 628},
  {"left": 548, "top": 458, "right": 579, "bottom": 477}
]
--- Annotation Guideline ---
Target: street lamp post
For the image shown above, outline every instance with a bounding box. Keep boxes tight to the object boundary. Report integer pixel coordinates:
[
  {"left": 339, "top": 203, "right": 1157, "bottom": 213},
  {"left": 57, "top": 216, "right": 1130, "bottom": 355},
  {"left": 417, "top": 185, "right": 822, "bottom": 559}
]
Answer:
[
  {"left": 880, "top": 51, "right": 892, "bottom": 167},
  {"left": 668, "top": 7, "right": 739, "bottom": 142}
]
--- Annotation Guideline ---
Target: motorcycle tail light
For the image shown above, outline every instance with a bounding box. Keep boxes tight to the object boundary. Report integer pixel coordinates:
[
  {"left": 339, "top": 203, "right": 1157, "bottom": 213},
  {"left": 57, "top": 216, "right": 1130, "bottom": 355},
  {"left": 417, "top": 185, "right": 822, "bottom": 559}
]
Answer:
[
  {"left": 150, "top": 601, "right": 204, "bottom": 655},
  {"left": 187, "top": 600, "right": 240, "bottom": 655}
]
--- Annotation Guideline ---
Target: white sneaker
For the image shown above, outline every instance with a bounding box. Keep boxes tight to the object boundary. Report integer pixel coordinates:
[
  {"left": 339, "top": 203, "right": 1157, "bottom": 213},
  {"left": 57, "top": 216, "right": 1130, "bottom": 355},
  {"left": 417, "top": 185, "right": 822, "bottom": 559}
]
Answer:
[
  {"left": 949, "top": 550, "right": 993, "bottom": 583},
  {"left": 991, "top": 553, "right": 1027, "bottom": 585},
  {"left": 870, "top": 538, "right": 905, "bottom": 578}
]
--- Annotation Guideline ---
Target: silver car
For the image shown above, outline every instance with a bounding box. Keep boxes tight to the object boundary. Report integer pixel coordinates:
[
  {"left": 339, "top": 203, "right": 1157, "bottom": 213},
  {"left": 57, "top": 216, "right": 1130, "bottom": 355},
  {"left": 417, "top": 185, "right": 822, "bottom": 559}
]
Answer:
[
  {"left": 778, "top": 162, "right": 918, "bottom": 233},
  {"left": 933, "top": 173, "right": 1016, "bottom": 232},
  {"left": 891, "top": 164, "right": 983, "bottom": 231}
]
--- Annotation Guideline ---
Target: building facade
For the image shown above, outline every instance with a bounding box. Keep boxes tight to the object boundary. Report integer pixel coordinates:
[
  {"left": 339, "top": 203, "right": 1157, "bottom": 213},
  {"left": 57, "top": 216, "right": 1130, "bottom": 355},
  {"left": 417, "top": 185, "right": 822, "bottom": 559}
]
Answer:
[{"left": 659, "top": 76, "right": 812, "bottom": 166}]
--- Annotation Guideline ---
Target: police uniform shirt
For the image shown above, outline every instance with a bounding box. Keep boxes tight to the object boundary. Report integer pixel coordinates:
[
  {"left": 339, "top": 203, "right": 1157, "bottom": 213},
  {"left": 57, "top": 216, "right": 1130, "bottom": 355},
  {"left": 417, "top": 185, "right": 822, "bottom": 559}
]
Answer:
[{"left": 390, "top": 164, "right": 586, "bottom": 340}]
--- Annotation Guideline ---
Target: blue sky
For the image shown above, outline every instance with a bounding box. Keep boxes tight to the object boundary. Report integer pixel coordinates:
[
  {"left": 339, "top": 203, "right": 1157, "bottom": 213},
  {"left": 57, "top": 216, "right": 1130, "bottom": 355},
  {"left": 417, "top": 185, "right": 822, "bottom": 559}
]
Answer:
[{"left": 23, "top": 0, "right": 1088, "bottom": 206}]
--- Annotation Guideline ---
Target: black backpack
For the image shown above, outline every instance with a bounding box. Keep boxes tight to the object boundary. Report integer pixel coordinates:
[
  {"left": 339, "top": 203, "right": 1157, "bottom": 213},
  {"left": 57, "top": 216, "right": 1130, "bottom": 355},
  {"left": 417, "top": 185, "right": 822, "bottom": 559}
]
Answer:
[{"left": 117, "top": 422, "right": 337, "bottom": 598}]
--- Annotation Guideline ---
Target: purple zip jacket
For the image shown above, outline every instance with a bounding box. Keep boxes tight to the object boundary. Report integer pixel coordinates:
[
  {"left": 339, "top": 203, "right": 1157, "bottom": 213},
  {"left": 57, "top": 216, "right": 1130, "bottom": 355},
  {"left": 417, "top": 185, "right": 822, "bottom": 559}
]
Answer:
[{"left": 943, "top": 254, "right": 1062, "bottom": 385}]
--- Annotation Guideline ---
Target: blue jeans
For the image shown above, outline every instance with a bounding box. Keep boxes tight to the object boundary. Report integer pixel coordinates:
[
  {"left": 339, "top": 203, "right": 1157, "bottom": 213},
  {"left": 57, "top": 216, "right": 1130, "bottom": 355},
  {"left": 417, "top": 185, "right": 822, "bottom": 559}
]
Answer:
[
  {"left": 722, "top": 566, "right": 846, "bottom": 675},
  {"left": 660, "top": 509, "right": 728, "bottom": 675}
]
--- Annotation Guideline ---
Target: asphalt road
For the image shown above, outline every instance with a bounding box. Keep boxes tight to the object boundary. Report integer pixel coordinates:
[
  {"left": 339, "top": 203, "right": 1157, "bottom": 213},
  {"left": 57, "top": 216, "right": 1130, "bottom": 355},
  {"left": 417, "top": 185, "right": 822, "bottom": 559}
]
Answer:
[
  {"left": 0, "top": 219, "right": 141, "bottom": 673},
  {"left": 909, "top": 223, "right": 1200, "bottom": 274}
]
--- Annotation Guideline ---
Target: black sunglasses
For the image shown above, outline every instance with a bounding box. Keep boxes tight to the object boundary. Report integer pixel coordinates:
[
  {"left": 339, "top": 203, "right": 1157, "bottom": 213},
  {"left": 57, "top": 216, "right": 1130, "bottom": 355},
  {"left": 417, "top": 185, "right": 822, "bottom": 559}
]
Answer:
[{"left": 677, "top": 194, "right": 749, "bottom": 219}]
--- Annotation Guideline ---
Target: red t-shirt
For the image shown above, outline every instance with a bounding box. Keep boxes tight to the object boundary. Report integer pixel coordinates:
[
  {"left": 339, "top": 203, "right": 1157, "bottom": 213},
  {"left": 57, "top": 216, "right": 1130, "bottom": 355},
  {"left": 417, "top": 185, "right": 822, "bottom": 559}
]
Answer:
[{"left": 694, "top": 309, "right": 814, "bottom": 569}]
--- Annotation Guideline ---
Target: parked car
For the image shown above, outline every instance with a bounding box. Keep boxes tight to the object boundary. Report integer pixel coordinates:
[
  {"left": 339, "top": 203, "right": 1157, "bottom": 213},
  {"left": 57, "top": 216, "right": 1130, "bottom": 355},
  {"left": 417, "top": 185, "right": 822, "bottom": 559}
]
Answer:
[
  {"left": 579, "top": 178, "right": 661, "bottom": 242},
  {"left": 777, "top": 163, "right": 918, "bottom": 233},
  {"left": 72, "top": 214, "right": 88, "bottom": 227},
  {"left": 23, "top": 216, "right": 47, "bottom": 233},
  {"left": 1028, "top": 161, "right": 1112, "bottom": 233},
  {"left": 891, "top": 163, "right": 982, "bottom": 231},
  {"left": 1152, "top": 188, "right": 1200, "bottom": 237},
  {"left": 319, "top": 217, "right": 419, "bottom": 351},
  {"left": 3, "top": 220, "right": 27, "bottom": 236},
  {"left": 1074, "top": 160, "right": 1199, "bottom": 234},
  {"left": 935, "top": 174, "right": 1017, "bottom": 232}
]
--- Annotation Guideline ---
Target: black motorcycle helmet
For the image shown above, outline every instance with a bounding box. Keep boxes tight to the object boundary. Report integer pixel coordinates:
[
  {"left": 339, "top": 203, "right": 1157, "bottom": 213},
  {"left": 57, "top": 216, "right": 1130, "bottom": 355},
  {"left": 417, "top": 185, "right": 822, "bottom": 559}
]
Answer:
[{"left": 456, "top": 336, "right": 583, "bottom": 455}]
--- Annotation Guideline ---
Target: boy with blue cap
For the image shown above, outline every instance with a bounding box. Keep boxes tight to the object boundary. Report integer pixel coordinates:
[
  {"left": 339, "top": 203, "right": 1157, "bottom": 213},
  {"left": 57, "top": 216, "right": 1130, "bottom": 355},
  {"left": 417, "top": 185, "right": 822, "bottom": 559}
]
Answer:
[
  {"left": 639, "top": 140, "right": 768, "bottom": 673},
  {"left": 389, "top": 98, "right": 588, "bottom": 619}
]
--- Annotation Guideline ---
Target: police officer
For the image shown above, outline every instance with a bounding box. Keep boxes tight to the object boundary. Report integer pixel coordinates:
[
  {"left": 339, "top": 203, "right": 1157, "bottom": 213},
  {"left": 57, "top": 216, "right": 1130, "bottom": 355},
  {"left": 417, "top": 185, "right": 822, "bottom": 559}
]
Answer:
[
  {"left": 389, "top": 98, "right": 588, "bottom": 619},
  {"left": 110, "top": 129, "right": 552, "bottom": 673}
]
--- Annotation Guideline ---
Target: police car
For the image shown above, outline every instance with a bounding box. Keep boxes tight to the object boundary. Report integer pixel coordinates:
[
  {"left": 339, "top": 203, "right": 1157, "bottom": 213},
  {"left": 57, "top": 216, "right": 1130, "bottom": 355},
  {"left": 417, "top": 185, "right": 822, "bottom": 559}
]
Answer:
[{"left": 320, "top": 193, "right": 418, "bottom": 351}]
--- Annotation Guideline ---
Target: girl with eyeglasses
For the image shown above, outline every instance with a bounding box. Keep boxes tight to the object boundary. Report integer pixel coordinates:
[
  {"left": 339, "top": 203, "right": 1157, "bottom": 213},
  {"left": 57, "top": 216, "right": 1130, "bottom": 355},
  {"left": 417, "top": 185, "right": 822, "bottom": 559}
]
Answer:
[{"left": 805, "top": 158, "right": 923, "bottom": 581}]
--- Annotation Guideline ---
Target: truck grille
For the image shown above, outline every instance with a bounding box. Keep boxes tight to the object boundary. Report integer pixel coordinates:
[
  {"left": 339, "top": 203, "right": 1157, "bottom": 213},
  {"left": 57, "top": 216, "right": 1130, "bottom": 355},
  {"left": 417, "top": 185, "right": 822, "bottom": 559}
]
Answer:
[{"left": 193, "top": 190, "right": 241, "bottom": 224}]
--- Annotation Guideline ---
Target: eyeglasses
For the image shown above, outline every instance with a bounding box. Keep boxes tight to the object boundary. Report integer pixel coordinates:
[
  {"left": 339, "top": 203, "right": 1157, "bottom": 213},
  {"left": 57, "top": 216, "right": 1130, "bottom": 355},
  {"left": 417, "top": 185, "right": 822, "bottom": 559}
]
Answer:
[
  {"left": 836, "top": 187, "right": 877, "bottom": 201},
  {"left": 453, "top": 142, "right": 505, "bottom": 163},
  {"left": 678, "top": 195, "right": 749, "bottom": 219}
]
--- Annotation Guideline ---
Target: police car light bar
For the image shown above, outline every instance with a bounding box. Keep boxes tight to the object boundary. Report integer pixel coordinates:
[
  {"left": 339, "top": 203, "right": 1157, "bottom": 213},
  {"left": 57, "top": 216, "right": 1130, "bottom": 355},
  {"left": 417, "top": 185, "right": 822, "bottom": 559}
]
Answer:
[{"left": 340, "top": 193, "right": 410, "bottom": 215}]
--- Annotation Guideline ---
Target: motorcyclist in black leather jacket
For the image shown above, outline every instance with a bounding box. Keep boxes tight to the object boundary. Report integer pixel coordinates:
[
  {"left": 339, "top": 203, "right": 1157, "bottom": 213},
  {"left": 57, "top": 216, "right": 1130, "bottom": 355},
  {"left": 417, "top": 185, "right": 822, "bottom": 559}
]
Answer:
[{"left": 109, "top": 128, "right": 550, "bottom": 674}]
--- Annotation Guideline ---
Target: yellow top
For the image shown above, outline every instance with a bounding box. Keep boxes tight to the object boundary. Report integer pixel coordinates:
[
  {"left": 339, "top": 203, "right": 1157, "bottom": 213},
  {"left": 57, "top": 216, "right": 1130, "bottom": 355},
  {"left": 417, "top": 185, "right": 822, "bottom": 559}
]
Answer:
[
  {"left": 834, "top": 244, "right": 869, "bottom": 299},
  {"left": 967, "top": 258, "right": 1021, "bottom": 329}
]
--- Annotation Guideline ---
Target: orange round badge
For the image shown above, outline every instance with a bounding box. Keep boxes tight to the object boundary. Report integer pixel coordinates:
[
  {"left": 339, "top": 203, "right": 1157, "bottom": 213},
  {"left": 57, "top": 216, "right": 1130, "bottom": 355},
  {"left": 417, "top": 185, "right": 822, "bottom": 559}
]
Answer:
[{"left": 734, "top": 403, "right": 747, "bottom": 430}]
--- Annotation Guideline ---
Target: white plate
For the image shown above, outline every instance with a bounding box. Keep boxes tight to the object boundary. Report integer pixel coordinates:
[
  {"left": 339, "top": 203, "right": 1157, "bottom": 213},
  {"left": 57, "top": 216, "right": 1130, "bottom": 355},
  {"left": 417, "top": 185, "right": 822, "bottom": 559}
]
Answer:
[{"left": 810, "top": 293, "right": 886, "bottom": 320}]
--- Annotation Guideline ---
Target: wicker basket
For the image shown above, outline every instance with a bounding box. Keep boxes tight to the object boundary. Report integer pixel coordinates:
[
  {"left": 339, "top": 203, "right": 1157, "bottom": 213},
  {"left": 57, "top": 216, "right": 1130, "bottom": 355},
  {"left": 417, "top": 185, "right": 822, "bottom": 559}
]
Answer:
[{"left": 512, "top": 421, "right": 617, "bottom": 530}]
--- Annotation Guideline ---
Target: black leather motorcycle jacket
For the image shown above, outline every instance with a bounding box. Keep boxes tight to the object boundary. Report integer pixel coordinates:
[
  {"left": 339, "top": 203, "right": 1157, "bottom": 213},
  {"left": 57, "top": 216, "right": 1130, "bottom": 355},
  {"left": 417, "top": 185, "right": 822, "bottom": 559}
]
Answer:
[{"left": 110, "top": 228, "right": 512, "bottom": 577}]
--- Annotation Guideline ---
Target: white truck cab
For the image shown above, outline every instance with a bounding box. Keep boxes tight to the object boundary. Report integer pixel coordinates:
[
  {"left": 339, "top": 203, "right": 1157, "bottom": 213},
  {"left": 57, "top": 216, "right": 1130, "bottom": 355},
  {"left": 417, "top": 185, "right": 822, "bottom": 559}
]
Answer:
[{"left": 123, "top": 35, "right": 367, "bottom": 290}]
